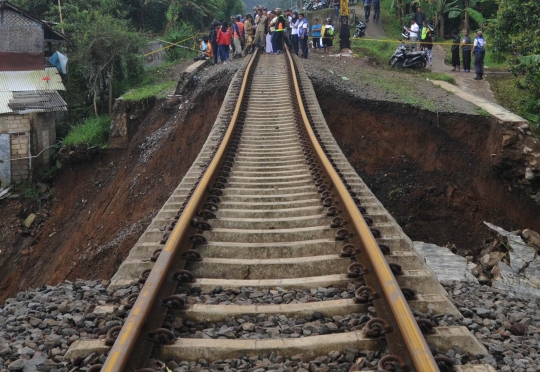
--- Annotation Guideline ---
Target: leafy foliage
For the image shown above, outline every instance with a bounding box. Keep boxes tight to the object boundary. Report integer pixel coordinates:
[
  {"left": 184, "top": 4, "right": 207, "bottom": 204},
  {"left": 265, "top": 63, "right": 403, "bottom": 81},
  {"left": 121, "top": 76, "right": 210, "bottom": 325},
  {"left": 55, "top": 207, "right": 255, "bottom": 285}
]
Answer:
[{"left": 490, "top": 0, "right": 540, "bottom": 117}]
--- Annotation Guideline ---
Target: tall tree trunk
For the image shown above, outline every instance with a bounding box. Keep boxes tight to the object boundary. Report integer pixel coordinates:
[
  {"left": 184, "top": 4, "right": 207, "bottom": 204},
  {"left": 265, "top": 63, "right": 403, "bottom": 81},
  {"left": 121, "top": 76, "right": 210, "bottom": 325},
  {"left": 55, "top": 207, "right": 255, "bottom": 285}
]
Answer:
[
  {"left": 439, "top": 1, "right": 445, "bottom": 38},
  {"left": 464, "top": 0, "right": 469, "bottom": 30},
  {"left": 93, "top": 88, "right": 98, "bottom": 116},
  {"left": 109, "top": 63, "right": 114, "bottom": 116}
]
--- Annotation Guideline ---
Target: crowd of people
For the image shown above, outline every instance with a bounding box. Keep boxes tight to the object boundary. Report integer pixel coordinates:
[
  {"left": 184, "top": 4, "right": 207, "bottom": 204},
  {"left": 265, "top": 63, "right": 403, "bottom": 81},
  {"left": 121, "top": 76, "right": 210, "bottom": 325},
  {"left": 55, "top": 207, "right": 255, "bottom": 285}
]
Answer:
[
  {"left": 195, "top": 6, "right": 340, "bottom": 63},
  {"left": 195, "top": 3, "right": 487, "bottom": 81}
]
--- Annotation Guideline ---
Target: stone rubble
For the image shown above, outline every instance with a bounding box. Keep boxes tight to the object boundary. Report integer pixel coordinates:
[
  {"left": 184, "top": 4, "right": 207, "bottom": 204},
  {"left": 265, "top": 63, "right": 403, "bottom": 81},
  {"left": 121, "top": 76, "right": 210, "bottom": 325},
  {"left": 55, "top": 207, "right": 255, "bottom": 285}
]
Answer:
[
  {"left": 442, "top": 281, "right": 540, "bottom": 372},
  {"left": 473, "top": 222, "right": 540, "bottom": 300},
  {"left": 178, "top": 282, "right": 363, "bottom": 306},
  {"left": 173, "top": 313, "right": 371, "bottom": 340}
]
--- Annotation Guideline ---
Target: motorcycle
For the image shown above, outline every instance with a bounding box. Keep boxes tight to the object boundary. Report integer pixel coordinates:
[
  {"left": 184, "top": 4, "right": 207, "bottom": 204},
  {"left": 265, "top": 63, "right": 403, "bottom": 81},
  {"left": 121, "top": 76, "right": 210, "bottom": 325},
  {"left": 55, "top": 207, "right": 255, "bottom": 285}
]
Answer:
[
  {"left": 353, "top": 19, "right": 366, "bottom": 38},
  {"left": 389, "top": 41, "right": 428, "bottom": 68}
]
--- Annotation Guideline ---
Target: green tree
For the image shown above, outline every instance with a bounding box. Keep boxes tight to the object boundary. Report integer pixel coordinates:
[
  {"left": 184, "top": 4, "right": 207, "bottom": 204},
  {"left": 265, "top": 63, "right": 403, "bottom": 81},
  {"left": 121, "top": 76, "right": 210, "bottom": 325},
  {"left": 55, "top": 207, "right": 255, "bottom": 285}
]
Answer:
[{"left": 491, "top": 0, "right": 540, "bottom": 117}]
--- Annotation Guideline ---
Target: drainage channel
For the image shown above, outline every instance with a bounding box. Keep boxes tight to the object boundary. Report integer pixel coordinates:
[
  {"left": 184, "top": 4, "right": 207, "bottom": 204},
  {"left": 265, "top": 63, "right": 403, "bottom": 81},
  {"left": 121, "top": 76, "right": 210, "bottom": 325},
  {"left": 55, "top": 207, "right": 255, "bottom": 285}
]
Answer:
[{"left": 65, "top": 50, "right": 495, "bottom": 372}]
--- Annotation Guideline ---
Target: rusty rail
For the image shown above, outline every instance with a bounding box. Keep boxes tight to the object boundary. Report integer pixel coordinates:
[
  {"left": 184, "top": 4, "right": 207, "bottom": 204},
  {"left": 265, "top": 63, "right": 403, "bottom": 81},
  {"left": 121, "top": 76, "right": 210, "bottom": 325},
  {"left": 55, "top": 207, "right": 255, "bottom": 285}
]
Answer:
[
  {"left": 284, "top": 48, "right": 439, "bottom": 372},
  {"left": 99, "top": 49, "right": 260, "bottom": 372}
]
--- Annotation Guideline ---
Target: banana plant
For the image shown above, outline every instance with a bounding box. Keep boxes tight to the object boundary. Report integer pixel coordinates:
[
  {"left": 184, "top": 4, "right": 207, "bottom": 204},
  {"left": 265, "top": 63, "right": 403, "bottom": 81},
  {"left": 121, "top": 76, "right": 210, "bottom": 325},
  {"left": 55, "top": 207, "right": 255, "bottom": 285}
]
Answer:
[{"left": 444, "top": 0, "right": 486, "bottom": 31}]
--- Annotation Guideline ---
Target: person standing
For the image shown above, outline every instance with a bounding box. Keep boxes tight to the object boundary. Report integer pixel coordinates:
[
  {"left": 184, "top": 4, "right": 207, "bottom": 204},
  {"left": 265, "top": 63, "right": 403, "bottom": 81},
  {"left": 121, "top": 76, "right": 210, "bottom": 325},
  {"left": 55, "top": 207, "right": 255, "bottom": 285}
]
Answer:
[
  {"left": 451, "top": 30, "right": 461, "bottom": 72},
  {"left": 333, "top": 0, "right": 340, "bottom": 19},
  {"left": 232, "top": 15, "right": 245, "bottom": 58},
  {"left": 373, "top": 0, "right": 380, "bottom": 23},
  {"left": 311, "top": 18, "right": 322, "bottom": 52},
  {"left": 420, "top": 20, "right": 433, "bottom": 67},
  {"left": 321, "top": 18, "right": 334, "bottom": 55},
  {"left": 472, "top": 30, "right": 486, "bottom": 80},
  {"left": 414, "top": 7, "right": 425, "bottom": 32},
  {"left": 273, "top": 8, "right": 286, "bottom": 54},
  {"left": 405, "top": 19, "right": 419, "bottom": 51},
  {"left": 290, "top": 12, "right": 300, "bottom": 55},
  {"left": 217, "top": 22, "right": 232, "bottom": 63},
  {"left": 298, "top": 13, "right": 309, "bottom": 59},
  {"left": 269, "top": 10, "right": 277, "bottom": 54},
  {"left": 253, "top": 9, "right": 266, "bottom": 51},
  {"left": 461, "top": 29, "right": 472, "bottom": 72},
  {"left": 364, "top": 0, "right": 372, "bottom": 22},
  {"left": 209, "top": 21, "right": 220, "bottom": 65},
  {"left": 243, "top": 15, "right": 255, "bottom": 55}
]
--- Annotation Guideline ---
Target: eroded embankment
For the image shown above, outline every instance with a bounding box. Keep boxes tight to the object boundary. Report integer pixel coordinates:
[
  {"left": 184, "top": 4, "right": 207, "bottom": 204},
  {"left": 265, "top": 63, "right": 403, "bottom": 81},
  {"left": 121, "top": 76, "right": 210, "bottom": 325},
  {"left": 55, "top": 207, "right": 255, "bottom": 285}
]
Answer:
[
  {"left": 313, "top": 84, "right": 540, "bottom": 254},
  {"left": 0, "top": 64, "right": 240, "bottom": 303}
]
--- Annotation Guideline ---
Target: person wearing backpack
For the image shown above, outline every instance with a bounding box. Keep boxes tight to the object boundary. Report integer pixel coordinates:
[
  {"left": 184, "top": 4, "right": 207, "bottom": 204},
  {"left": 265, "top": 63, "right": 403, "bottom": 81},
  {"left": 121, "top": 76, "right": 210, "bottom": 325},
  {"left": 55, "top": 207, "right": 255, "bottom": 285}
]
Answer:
[
  {"left": 321, "top": 18, "right": 334, "bottom": 55},
  {"left": 273, "top": 8, "right": 287, "bottom": 54},
  {"left": 472, "top": 30, "right": 486, "bottom": 80},
  {"left": 298, "top": 13, "right": 309, "bottom": 59}
]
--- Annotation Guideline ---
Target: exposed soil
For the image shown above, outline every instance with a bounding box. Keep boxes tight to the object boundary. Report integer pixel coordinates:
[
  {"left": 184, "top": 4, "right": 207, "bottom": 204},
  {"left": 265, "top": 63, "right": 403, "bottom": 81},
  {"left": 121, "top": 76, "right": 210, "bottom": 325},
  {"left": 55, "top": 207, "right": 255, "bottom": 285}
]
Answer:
[
  {"left": 0, "top": 61, "right": 242, "bottom": 303},
  {"left": 313, "top": 88, "right": 540, "bottom": 253}
]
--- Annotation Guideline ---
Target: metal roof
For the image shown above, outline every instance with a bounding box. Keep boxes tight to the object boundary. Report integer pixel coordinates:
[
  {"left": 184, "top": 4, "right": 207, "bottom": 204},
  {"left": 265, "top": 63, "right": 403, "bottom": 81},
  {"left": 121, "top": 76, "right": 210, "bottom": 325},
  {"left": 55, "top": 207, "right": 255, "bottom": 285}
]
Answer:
[
  {"left": 0, "top": 67, "right": 65, "bottom": 91},
  {"left": 0, "top": 90, "right": 67, "bottom": 114}
]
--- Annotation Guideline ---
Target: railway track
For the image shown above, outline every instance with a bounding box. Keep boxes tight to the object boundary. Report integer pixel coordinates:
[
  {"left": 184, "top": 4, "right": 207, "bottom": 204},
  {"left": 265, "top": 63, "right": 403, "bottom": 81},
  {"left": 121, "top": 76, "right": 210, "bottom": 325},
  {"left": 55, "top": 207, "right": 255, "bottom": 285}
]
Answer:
[{"left": 66, "top": 50, "right": 495, "bottom": 372}]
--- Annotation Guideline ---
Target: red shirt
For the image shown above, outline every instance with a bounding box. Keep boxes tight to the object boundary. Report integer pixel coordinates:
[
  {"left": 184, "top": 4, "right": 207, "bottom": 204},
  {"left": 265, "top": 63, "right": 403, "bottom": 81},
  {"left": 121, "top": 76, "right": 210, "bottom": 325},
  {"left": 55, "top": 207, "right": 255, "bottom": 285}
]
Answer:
[{"left": 217, "top": 28, "right": 232, "bottom": 46}]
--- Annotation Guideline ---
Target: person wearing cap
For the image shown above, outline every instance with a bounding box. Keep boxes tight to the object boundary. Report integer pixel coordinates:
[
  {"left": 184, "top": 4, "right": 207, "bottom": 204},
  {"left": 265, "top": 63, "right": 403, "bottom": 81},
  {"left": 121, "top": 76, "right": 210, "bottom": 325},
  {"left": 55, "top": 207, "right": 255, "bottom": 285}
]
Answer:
[
  {"left": 232, "top": 15, "right": 245, "bottom": 58},
  {"left": 272, "top": 8, "right": 286, "bottom": 54},
  {"left": 321, "top": 18, "right": 334, "bottom": 55},
  {"left": 472, "top": 30, "right": 486, "bottom": 80},
  {"left": 253, "top": 9, "right": 267, "bottom": 51}
]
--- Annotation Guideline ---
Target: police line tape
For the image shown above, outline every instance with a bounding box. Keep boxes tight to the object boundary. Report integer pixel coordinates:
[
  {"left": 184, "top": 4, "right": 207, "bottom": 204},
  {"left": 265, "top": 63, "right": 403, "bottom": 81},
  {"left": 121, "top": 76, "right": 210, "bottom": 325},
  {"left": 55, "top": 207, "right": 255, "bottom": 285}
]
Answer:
[
  {"left": 143, "top": 34, "right": 198, "bottom": 57},
  {"left": 197, "top": 31, "right": 485, "bottom": 47}
]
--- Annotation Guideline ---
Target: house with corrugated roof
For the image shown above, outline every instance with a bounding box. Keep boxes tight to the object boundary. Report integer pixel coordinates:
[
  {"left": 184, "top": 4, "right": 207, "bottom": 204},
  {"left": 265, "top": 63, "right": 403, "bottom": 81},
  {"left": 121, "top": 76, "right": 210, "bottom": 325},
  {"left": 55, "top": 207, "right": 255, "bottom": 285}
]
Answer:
[{"left": 0, "top": 0, "right": 68, "bottom": 187}]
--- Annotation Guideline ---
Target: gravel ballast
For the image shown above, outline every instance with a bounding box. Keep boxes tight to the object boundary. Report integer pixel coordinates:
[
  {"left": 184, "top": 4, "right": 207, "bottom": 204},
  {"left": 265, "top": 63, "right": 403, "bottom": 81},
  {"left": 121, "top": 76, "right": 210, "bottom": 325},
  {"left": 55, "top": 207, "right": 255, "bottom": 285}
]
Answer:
[{"left": 1, "top": 279, "right": 539, "bottom": 371}]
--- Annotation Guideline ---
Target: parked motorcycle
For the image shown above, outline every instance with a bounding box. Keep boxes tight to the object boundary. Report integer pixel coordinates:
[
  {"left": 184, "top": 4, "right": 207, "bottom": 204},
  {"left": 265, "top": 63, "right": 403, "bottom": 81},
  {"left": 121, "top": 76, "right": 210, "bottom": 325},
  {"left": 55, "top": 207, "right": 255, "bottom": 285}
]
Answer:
[
  {"left": 353, "top": 19, "right": 366, "bottom": 38},
  {"left": 389, "top": 41, "right": 427, "bottom": 68}
]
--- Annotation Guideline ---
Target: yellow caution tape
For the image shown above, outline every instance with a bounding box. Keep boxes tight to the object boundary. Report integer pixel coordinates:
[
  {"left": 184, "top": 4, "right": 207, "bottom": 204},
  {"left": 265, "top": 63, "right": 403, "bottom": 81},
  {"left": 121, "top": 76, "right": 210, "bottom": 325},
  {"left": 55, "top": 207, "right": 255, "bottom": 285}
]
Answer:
[{"left": 143, "top": 34, "right": 198, "bottom": 57}]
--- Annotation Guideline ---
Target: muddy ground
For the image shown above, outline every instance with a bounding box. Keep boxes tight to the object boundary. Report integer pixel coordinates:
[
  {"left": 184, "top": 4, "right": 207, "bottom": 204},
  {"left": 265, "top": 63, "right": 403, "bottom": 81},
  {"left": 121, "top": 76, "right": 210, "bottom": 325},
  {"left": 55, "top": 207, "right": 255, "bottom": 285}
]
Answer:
[
  {"left": 302, "top": 55, "right": 540, "bottom": 253},
  {"left": 0, "top": 62, "right": 241, "bottom": 303},
  {"left": 1, "top": 53, "right": 537, "bottom": 302}
]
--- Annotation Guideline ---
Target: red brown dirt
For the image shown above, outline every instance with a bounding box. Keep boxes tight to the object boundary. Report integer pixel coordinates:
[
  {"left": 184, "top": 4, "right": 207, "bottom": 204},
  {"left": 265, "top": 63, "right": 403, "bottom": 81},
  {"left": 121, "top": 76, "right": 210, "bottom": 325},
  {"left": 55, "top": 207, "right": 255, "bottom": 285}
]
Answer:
[
  {"left": 319, "top": 95, "right": 540, "bottom": 254},
  {"left": 0, "top": 87, "right": 227, "bottom": 303}
]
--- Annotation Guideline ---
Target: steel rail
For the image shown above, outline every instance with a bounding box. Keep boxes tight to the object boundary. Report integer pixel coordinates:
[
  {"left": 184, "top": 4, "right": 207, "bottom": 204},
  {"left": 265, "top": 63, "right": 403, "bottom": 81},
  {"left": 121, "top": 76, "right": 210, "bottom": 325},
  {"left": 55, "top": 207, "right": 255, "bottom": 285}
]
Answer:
[
  {"left": 99, "top": 49, "right": 260, "bottom": 372},
  {"left": 284, "top": 49, "right": 439, "bottom": 372}
]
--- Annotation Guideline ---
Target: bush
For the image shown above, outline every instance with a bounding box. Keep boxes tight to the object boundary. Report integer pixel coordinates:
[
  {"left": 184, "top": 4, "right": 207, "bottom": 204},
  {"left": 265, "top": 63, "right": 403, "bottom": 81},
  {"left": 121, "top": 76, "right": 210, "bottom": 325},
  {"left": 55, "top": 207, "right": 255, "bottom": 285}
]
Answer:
[{"left": 61, "top": 116, "right": 111, "bottom": 147}]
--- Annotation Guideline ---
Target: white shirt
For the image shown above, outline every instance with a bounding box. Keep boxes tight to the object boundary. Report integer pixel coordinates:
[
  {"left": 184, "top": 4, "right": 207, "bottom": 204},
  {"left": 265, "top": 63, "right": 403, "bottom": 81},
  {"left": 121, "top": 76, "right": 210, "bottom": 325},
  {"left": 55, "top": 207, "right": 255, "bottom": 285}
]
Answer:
[
  {"left": 410, "top": 23, "right": 419, "bottom": 38},
  {"left": 291, "top": 18, "right": 300, "bottom": 35}
]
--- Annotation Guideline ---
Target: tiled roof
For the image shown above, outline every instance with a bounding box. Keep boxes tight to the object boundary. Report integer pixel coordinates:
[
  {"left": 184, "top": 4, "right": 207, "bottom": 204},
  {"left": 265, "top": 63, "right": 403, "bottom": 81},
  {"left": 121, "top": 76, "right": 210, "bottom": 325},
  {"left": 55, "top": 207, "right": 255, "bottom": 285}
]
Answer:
[
  {"left": 0, "top": 67, "right": 65, "bottom": 91},
  {"left": 0, "top": 90, "right": 67, "bottom": 114}
]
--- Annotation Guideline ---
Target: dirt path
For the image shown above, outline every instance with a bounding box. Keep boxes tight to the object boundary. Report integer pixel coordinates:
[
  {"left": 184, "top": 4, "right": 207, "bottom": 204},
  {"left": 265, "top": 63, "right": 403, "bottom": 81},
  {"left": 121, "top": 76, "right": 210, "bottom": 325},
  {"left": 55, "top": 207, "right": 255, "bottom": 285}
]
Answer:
[
  {"left": 350, "top": 3, "right": 385, "bottom": 39},
  {"left": 430, "top": 45, "right": 496, "bottom": 102}
]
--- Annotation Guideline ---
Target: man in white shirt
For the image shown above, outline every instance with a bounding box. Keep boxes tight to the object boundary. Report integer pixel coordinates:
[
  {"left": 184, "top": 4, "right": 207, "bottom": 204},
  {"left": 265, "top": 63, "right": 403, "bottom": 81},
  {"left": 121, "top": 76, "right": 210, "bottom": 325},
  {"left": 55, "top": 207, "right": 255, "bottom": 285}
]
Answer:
[{"left": 405, "top": 19, "right": 419, "bottom": 51}]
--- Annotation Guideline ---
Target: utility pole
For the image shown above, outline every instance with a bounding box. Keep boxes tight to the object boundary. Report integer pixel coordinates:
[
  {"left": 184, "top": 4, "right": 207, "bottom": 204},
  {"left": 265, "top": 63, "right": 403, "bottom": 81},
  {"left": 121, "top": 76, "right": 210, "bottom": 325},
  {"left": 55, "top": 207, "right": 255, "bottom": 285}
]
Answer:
[
  {"left": 339, "top": 0, "right": 350, "bottom": 50},
  {"left": 57, "top": 0, "right": 64, "bottom": 34}
]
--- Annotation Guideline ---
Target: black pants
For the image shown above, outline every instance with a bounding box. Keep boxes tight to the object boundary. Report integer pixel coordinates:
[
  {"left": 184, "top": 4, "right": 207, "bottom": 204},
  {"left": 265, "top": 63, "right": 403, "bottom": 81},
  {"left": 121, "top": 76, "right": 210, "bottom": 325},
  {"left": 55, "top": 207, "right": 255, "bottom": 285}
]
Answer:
[
  {"left": 292, "top": 34, "right": 299, "bottom": 55},
  {"left": 364, "top": 5, "right": 371, "bottom": 20},
  {"left": 274, "top": 31, "right": 284, "bottom": 52},
  {"left": 373, "top": 8, "right": 380, "bottom": 22},
  {"left": 462, "top": 49, "right": 471, "bottom": 71},
  {"left": 475, "top": 51, "right": 485, "bottom": 77},
  {"left": 451, "top": 50, "right": 460, "bottom": 68},
  {"left": 300, "top": 36, "right": 308, "bottom": 58}
]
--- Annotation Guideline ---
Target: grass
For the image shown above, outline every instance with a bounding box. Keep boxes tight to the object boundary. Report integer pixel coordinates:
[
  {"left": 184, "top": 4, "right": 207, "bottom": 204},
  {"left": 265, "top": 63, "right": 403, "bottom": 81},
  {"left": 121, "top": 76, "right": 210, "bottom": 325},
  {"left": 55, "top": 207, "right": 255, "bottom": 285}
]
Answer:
[
  {"left": 122, "top": 81, "right": 176, "bottom": 101},
  {"left": 474, "top": 107, "right": 491, "bottom": 116},
  {"left": 61, "top": 115, "right": 111, "bottom": 148},
  {"left": 421, "top": 72, "right": 456, "bottom": 84},
  {"left": 370, "top": 76, "right": 436, "bottom": 111}
]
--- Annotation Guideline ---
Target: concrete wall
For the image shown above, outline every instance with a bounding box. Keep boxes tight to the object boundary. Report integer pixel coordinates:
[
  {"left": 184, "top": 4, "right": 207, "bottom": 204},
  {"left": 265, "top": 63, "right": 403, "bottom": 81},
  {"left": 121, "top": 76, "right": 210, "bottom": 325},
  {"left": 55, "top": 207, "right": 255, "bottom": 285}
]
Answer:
[
  {"left": 305, "top": 8, "right": 355, "bottom": 29},
  {"left": 143, "top": 41, "right": 165, "bottom": 68},
  {"left": 0, "top": 112, "right": 57, "bottom": 185},
  {"left": 0, "top": 114, "right": 31, "bottom": 183}
]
